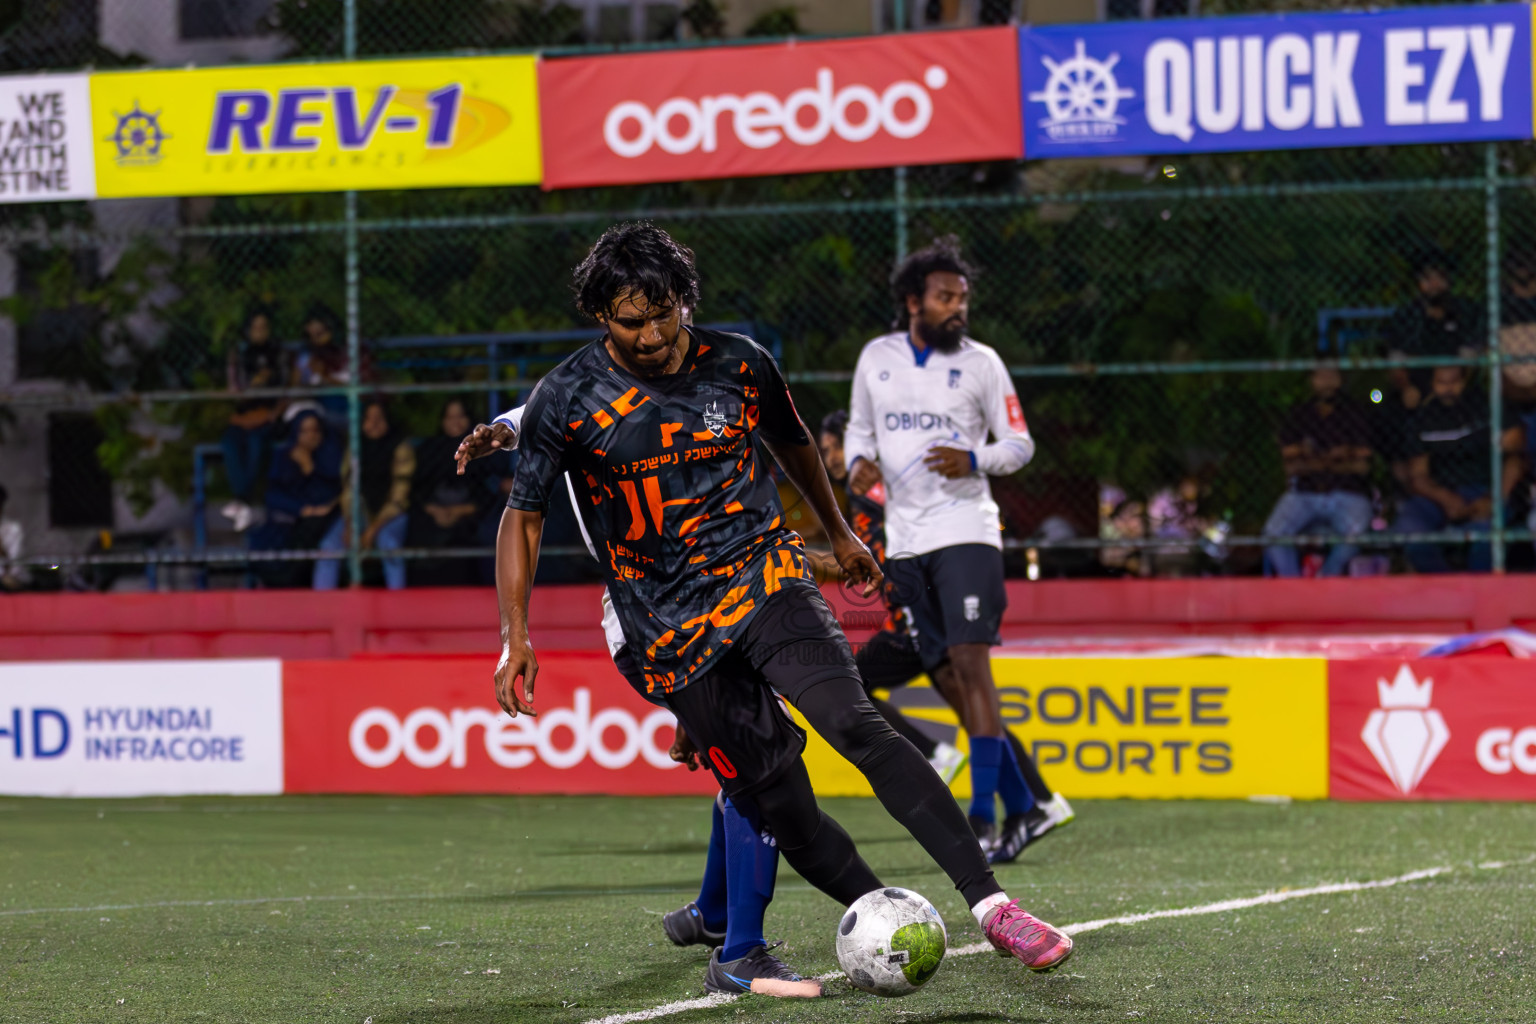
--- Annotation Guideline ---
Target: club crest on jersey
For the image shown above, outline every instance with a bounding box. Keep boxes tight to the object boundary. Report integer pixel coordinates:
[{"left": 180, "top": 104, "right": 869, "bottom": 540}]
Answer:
[
  {"left": 948, "top": 369, "right": 962, "bottom": 389},
  {"left": 703, "top": 400, "right": 727, "bottom": 438}
]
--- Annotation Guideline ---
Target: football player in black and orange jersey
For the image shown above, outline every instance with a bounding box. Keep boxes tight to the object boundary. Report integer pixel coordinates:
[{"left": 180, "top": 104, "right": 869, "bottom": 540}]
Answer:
[{"left": 493, "top": 223, "right": 1074, "bottom": 983}]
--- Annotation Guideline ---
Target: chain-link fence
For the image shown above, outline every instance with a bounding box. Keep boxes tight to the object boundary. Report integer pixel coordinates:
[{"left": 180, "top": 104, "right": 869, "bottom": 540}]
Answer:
[{"left": 0, "top": 5, "right": 1531, "bottom": 592}]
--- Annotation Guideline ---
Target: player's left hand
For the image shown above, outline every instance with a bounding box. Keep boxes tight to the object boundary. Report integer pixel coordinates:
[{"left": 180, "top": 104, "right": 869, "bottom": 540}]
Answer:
[
  {"left": 669, "top": 724, "right": 700, "bottom": 771},
  {"left": 924, "top": 445, "right": 974, "bottom": 479},
  {"left": 832, "top": 532, "right": 883, "bottom": 598}
]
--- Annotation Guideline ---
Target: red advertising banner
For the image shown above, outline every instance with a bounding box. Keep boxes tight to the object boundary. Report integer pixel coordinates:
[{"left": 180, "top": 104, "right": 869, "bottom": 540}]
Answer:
[
  {"left": 282, "top": 654, "right": 717, "bottom": 796},
  {"left": 538, "top": 28, "right": 1022, "bottom": 190},
  {"left": 1329, "top": 659, "right": 1536, "bottom": 800}
]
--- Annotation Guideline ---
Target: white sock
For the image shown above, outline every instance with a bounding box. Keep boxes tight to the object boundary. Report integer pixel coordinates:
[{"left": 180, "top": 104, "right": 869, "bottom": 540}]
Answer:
[{"left": 971, "top": 891, "right": 1011, "bottom": 927}]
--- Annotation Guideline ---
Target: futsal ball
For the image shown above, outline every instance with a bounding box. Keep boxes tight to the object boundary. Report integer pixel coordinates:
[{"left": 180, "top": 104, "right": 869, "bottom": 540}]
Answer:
[{"left": 834, "top": 887, "right": 947, "bottom": 998}]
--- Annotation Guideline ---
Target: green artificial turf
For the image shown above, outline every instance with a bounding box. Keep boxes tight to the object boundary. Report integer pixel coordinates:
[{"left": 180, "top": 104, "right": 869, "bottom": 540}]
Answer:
[{"left": 2, "top": 796, "right": 1532, "bottom": 1023}]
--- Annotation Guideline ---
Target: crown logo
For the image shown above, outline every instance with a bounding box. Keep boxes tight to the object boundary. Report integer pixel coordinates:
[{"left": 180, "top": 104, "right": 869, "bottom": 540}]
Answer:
[
  {"left": 1377, "top": 665, "right": 1434, "bottom": 710},
  {"left": 1361, "top": 665, "right": 1449, "bottom": 795}
]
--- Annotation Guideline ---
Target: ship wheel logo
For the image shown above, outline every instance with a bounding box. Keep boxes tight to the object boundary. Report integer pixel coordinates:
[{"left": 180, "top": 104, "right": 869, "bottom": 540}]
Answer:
[
  {"left": 105, "top": 102, "right": 171, "bottom": 166},
  {"left": 1028, "top": 39, "right": 1135, "bottom": 142}
]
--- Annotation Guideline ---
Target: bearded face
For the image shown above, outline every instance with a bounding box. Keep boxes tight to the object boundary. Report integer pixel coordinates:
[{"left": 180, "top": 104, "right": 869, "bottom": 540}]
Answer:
[
  {"left": 910, "top": 270, "right": 969, "bottom": 353},
  {"left": 915, "top": 312, "right": 966, "bottom": 353}
]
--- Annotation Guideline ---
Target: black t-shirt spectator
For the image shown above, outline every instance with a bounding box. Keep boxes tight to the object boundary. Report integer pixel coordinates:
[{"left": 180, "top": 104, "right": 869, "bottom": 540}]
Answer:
[
  {"left": 1279, "top": 396, "right": 1374, "bottom": 494},
  {"left": 1404, "top": 390, "right": 1498, "bottom": 492},
  {"left": 1501, "top": 292, "right": 1536, "bottom": 328},
  {"left": 1386, "top": 295, "right": 1483, "bottom": 358}
]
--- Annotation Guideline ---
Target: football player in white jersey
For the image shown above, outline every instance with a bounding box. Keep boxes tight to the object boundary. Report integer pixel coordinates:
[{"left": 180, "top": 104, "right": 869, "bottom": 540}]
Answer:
[{"left": 845, "top": 236, "right": 1056, "bottom": 864}]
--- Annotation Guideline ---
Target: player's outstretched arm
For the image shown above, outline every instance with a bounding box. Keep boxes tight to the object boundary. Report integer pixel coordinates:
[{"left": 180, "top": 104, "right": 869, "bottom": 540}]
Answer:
[
  {"left": 494, "top": 506, "right": 544, "bottom": 718},
  {"left": 762, "top": 427, "right": 883, "bottom": 598},
  {"left": 456, "top": 406, "right": 524, "bottom": 475}
]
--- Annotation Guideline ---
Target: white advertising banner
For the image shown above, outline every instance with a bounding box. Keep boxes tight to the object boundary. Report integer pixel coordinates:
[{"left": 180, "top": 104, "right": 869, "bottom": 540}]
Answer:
[
  {"left": 0, "top": 74, "right": 96, "bottom": 203},
  {"left": 0, "top": 660, "right": 283, "bottom": 796}
]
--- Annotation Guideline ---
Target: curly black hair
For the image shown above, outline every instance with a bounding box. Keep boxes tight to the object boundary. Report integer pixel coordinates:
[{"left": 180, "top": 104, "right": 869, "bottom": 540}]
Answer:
[
  {"left": 572, "top": 221, "right": 702, "bottom": 322},
  {"left": 890, "top": 235, "right": 974, "bottom": 329},
  {"left": 819, "top": 409, "right": 849, "bottom": 442}
]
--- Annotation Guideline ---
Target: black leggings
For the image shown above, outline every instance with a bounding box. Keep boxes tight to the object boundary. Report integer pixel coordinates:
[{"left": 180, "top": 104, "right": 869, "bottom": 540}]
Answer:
[
  {"left": 765, "top": 655, "right": 1002, "bottom": 909},
  {"left": 668, "top": 586, "right": 1003, "bottom": 909}
]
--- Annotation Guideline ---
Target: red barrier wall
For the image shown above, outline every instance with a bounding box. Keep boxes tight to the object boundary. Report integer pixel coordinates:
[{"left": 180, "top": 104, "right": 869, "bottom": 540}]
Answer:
[{"left": 0, "top": 575, "right": 1532, "bottom": 661}]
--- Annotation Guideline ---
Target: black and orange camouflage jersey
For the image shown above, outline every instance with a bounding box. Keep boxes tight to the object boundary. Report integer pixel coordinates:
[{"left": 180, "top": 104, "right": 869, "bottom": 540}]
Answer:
[
  {"left": 847, "top": 480, "right": 908, "bottom": 635},
  {"left": 509, "top": 327, "right": 820, "bottom": 695}
]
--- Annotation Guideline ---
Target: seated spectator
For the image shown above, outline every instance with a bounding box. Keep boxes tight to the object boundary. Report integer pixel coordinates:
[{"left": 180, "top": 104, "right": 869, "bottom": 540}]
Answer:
[
  {"left": 221, "top": 306, "right": 287, "bottom": 532},
  {"left": 291, "top": 304, "right": 350, "bottom": 426},
  {"left": 409, "top": 398, "right": 493, "bottom": 586},
  {"left": 1392, "top": 365, "right": 1522, "bottom": 573},
  {"left": 1098, "top": 484, "right": 1147, "bottom": 577},
  {"left": 1147, "top": 474, "right": 1215, "bottom": 577},
  {"left": 1263, "top": 366, "right": 1375, "bottom": 577},
  {"left": 250, "top": 410, "right": 341, "bottom": 587},
  {"left": 315, "top": 398, "right": 414, "bottom": 591},
  {"left": 0, "top": 484, "right": 27, "bottom": 592}
]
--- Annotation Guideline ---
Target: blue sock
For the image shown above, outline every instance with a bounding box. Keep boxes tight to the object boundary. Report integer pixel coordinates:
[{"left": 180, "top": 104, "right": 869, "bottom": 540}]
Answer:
[
  {"left": 968, "top": 735, "right": 1004, "bottom": 824},
  {"left": 996, "top": 733, "right": 1037, "bottom": 818},
  {"left": 694, "top": 795, "right": 728, "bottom": 933},
  {"left": 720, "top": 797, "right": 778, "bottom": 963}
]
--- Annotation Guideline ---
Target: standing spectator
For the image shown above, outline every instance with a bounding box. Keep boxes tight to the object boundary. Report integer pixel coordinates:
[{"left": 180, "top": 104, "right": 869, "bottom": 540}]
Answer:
[
  {"left": 1502, "top": 248, "right": 1536, "bottom": 327},
  {"left": 315, "top": 398, "right": 414, "bottom": 591},
  {"left": 0, "top": 484, "right": 27, "bottom": 591},
  {"left": 1392, "top": 365, "right": 1522, "bottom": 573},
  {"left": 1262, "top": 366, "right": 1376, "bottom": 577},
  {"left": 291, "top": 305, "right": 350, "bottom": 425},
  {"left": 1379, "top": 253, "right": 1483, "bottom": 483},
  {"left": 221, "top": 307, "right": 287, "bottom": 532},
  {"left": 1499, "top": 274, "right": 1536, "bottom": 546},
  {"left": 409, "top": 398, "right": 492, "bottom": 586},
  {"left": 251, "top": 410, "right": 341, "bottom": 587},
  {"left": 1385, "top": 252, "right": 1483, "bottom": 382}
]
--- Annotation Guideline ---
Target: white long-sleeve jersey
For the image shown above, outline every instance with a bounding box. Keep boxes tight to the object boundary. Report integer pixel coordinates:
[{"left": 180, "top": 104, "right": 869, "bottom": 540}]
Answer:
[
  {"left": 496, "top": 404, "right": 628, "bottom": 657},
  {"left": 844, "top": 332, "right": 1034, "bottom": 557}
]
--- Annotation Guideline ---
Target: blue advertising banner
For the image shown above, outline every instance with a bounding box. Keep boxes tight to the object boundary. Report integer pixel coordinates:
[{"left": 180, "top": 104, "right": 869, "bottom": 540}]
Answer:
[{"left": 1019, "top": 4, "right": 1533, "bottom": 158}]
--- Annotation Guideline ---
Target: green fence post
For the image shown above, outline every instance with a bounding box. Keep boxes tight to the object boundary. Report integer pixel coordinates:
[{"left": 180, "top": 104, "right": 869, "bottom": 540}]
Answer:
[
  {"left": 344, "top": 0, "right": 364, "bottom": 588},
  {"left": 1487, "top": 142, "right": 1505, "bottom": 574},
  {"left": 894, "top": 166, "right": 908, "bottom": 264}
]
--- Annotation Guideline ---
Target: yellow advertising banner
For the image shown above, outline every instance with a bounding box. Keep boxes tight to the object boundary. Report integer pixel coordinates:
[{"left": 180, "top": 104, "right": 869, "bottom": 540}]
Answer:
[
  {"left": 89, "top": 56, "right": 540, "bottom": 198},
  {"left": 799, "top": 657, "right": 1329, "bottom": 799}
]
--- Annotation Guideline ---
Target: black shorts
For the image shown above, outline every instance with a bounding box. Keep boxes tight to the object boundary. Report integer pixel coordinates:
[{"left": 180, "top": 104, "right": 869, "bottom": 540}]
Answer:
[
  {"left": 884, "top": 544, "right": 1007, "bottom": 672},
  {"left": 854, "top": 627, "right": 928, "bottom": 692},
  {"left": 661, "top": 583, "right": 860, "bottom": 799}
]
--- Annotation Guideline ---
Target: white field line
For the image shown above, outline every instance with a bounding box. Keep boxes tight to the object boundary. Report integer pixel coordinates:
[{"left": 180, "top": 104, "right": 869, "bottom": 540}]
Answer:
[{"left": 580, "top": 859, "right": 1521, "bottom": 1024}]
